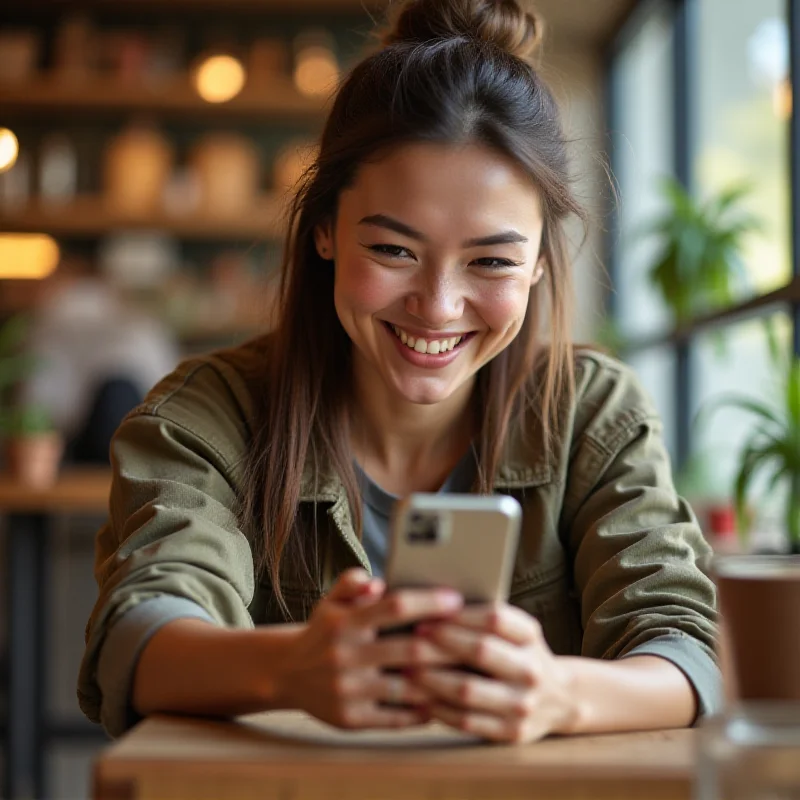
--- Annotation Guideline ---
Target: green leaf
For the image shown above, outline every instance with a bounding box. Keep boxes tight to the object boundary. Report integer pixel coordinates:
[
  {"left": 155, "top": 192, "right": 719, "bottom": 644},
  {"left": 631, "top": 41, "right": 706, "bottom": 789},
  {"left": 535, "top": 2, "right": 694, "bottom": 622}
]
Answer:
[
  {"left": 699, "top": 392, "right": 783, "bottom": 430},
  {"left": 0, "top": 405, "right": 53, "bottom": 436},
  {"left": 787, "top": 359, "right": 800, "bottom": 427},
  {"left": 639, "top": 178, "right": 760, "bottom": 324}
]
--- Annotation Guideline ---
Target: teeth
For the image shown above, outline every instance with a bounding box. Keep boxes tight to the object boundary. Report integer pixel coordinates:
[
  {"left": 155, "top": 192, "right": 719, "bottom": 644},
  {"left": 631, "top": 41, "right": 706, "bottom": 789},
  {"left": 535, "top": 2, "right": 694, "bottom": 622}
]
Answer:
[{"left": 389, "top": 324, "right": 464, "bottom": 355}]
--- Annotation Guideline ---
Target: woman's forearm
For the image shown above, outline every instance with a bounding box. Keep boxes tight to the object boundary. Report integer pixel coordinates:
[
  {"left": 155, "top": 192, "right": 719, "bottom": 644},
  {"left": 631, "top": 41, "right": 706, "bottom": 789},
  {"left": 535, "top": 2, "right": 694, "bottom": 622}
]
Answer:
[
  {"left": 559, "top": 655, "right": 697, "bottom": 734},
  {"left": 132, "top": 619, "right": 302, "bottom": 719}
]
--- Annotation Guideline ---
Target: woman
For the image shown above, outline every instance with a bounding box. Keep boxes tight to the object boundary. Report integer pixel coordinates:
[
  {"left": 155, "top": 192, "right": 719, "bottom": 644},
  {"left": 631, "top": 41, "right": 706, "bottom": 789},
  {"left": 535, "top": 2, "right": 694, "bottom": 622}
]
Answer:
[{"left": 79, "top": 0, "right": 720, "bottom": 743}]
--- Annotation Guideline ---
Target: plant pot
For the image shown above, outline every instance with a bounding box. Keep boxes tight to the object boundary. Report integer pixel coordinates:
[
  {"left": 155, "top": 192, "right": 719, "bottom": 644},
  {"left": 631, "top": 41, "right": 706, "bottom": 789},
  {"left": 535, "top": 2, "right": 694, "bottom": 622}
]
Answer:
[{"left": 5, "top": 432, "right": 64, "bottom": 488}]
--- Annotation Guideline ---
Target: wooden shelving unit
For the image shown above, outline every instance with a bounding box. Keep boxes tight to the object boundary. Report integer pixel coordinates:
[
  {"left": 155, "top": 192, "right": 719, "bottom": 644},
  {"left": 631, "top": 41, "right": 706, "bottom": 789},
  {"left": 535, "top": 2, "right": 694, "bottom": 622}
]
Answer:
[
  {"left": 0, "top": 194, "right": 289, "bottom": 240},
  {"left": 0, "top": 75, "right": 330, "bottom": 121},
  {"left": 18, "top": 0, "right": 380, "bottom": 11}
]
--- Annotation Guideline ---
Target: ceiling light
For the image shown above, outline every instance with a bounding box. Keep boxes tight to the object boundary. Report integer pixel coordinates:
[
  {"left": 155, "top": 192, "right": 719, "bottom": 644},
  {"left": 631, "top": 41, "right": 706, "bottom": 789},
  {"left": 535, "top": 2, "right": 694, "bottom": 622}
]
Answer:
[
  {"left": 0, "top": 128, "right": 20, "bottom": 173},
  {"left": 193, "top": 54, "right": 246, "bottom": 104},
  {"left": 0, "top": 234, "right": 60, "bottom": 280}
]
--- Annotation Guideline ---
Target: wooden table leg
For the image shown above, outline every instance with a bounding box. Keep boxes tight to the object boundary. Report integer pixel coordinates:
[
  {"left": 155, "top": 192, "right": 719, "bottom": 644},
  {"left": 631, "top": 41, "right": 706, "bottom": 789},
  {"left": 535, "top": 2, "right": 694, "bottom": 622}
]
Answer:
[{"left": 4, "top": 513, "right": 48, "bottom": 800}]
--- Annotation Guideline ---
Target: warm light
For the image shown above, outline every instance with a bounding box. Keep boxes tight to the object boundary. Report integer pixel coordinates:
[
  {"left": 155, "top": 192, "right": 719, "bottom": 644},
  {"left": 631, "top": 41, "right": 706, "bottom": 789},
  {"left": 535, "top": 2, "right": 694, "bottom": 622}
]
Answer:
[
  {"left": 294, "top": 46, "right": 339, "bottom": 98},
  {"left": 0, "top": 235, "right": 60, "bottom": 279},
  {"left": 0, "top": 128, "right": 19, "bottom": 173},
  {"left": 193, "top": 55, "right": 246, "bottom": 104},
  {"left": 773, "top": 78, "right": 793, "bottom": 121}
]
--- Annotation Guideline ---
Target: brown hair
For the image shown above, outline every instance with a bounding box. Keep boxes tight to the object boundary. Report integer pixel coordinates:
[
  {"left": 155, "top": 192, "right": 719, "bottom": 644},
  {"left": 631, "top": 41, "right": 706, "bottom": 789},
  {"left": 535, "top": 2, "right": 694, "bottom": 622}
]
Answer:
[{"left": 241, "top": 0, "right": 583, "bottom": 613}]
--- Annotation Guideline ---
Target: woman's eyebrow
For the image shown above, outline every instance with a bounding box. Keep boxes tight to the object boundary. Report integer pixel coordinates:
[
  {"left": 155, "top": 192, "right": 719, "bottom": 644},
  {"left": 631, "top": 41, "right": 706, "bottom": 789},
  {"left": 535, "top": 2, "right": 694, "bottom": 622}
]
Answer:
[
  {"left": 463, "top": 231, "right": 528, "bottom": 247},
  {"left": 359, "top": 214, "right": 425, "bottom": 240},
  {"left": 358, "top": 214, "right": 528, "bottom": 247}
]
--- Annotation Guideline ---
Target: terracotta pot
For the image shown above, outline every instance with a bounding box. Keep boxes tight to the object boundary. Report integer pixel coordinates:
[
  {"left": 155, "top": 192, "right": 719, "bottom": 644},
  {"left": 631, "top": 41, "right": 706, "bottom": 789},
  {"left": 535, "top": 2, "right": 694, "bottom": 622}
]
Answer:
[{"left": 5, "top": 433, "right": 64, "bottom": 488}]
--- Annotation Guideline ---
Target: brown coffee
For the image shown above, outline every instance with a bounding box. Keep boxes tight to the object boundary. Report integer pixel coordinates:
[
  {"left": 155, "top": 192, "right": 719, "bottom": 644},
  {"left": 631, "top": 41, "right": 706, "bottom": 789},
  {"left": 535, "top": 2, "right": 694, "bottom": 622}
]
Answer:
[{"left": 714, "top": 556, "right": 800, "bottom": 702}]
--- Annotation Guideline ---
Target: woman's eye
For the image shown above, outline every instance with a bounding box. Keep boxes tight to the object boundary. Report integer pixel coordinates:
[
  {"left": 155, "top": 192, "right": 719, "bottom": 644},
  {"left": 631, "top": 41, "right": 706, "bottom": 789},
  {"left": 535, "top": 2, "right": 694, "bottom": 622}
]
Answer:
[
  {"left": 369, "top": 244, "right": 414, "bottom": 259},
  {"left": 473, "top": 257, "right": 518, "bottom": 269}
]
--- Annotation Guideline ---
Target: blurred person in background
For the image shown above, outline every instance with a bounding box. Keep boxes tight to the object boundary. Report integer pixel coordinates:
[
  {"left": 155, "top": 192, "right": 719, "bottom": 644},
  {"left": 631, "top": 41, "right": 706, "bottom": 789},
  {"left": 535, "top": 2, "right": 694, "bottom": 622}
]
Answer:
[
  {"left": 79, "top": 0, "right": 720, "bottom": 745},
  {"left": 23, "top": 254, "right": 180, "bottom": 463}
]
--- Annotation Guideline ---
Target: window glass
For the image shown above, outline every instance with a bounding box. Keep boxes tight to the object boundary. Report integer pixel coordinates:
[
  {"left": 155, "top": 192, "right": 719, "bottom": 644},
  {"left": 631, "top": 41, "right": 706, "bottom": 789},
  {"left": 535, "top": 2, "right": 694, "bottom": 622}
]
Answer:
[
  {"left": 695, "top": 0, "right": 791, "bottom": 296},
  {"left": 689, "top": 313, "right": 793, "bottom": 525},
  {"left": 611, "top": 1, "right": 675, "bottom": 338},
  {"left": 627, "top": 345, "right": 677, "bottom": 463}
]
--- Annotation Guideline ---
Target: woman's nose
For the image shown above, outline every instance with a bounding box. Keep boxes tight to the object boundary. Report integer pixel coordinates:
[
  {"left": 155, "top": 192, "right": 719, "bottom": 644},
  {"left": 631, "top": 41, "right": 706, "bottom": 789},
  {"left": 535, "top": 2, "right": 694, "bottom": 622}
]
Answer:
[{"left": 404, "top": 270, "right": 465, "bottom": 327}]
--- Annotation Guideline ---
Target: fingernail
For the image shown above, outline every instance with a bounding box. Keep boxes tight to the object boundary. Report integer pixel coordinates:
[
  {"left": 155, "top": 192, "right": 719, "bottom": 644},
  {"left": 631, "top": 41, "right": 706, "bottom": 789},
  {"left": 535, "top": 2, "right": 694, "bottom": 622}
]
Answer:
[{"left": 439, "top": 592, "right": 463, "bottom": 609}]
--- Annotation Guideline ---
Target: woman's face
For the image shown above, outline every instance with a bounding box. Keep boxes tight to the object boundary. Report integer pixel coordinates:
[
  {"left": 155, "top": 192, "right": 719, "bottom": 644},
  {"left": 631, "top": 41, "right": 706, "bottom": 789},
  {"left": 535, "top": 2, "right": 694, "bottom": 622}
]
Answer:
[{"left": 316, "top": 141, "right": 545, "bottom": 407}]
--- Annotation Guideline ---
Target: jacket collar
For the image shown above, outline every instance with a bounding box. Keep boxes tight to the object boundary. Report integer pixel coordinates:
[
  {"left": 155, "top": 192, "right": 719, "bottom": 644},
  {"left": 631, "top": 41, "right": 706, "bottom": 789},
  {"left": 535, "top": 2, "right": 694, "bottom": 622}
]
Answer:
[{"left": 298, "top": 424, "right": 552, "bottom": 503}]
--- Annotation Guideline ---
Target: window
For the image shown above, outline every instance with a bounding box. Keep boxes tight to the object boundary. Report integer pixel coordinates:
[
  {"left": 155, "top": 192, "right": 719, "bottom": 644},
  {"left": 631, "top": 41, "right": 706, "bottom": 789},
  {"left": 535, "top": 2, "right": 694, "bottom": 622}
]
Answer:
[
  {"left": 611, "top": 0, "right": 675, "bottom": 338},
  {"left": 695, "top": 0, "right": 791, "bottom": 297},
  {"left": 627, "top": 345, "right": 677, "bottom": 462},
  {"left": 607, "top": 0, "right": 798, "bottom": 549},
  {"left": 690, "top": 312, "right": 793, "bottom": 503}
]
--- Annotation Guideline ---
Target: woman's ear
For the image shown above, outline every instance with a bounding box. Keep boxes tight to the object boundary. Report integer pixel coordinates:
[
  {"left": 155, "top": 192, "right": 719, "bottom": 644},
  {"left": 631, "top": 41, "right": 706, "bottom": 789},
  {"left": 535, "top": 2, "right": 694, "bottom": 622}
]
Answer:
[
  {"left": 314, "top": 221, "right": 335, "bottom": 261},
  {"left": 531, "top": 257, "right": 546, "bottom": 286}
]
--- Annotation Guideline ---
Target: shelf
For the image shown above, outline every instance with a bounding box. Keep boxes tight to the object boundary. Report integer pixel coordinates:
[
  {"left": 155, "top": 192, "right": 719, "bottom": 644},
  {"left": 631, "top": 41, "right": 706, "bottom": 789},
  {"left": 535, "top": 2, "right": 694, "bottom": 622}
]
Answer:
[
  {"left": 0, "top": 75, "right": 329, "bottom": 121},
  {"left": 15, "top": 0, "right": 381, "bottom": 12},
  {"left": 0, "top": 195, "right": 289, "bottom": 240}
]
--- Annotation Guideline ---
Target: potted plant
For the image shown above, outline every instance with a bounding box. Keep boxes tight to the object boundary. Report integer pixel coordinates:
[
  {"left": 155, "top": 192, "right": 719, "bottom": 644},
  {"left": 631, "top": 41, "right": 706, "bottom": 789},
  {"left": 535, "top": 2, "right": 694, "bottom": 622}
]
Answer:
[
  {"left": 704, "top": 354, "right": 800, "bottom": 553},
  {"left": 0, "top": 315, "right": 63, "bottom": 487},
  {"left": 1, "top": 404, "right": 63, "bottom": 487},
  {"left": 642, "top": 178, "right": 760, "bottom": 326}
]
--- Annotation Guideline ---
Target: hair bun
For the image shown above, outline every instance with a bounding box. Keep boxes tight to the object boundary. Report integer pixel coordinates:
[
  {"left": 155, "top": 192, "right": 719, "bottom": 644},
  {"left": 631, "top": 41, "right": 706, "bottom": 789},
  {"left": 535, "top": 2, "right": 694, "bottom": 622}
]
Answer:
[{"left": 383, "top": 0, "right": 543, "bottom": 62}]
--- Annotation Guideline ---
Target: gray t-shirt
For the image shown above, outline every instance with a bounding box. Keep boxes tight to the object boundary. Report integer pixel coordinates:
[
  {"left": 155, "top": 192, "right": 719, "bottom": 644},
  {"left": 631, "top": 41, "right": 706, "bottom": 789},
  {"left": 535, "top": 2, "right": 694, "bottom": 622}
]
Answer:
[{"left": 355, "top": 448, "right": 477, "bottom": 577}]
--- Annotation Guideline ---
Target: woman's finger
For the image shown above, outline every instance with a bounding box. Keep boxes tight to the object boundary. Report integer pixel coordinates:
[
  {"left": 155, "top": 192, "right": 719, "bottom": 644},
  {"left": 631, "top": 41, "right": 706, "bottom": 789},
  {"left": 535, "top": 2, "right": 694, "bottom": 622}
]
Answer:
[
  {"left": 373, "top": 674, "right": 429, "bottom": 706},
  {"left": 418, "top": 624, "right": 538, "bottom": 686},
  {"left": 413, "top": 667, "right": 529, "bottom": 716},
  {"left": 327, "top": 569, "right": 385, "bottom": 603},
  {"left": 353, "top": 589, "right": 463, "bottom": 630},
  {"left": 448, "top": 604, "right": 542, "bottom": 646},
  {"left": 336, "top": 701, "right": 430, "bottom": 730},
  {"left": 358, "top": 636, "right": 456, "bottom": 669},
  {"left": 429, "top": 703, "right": 533, "bottom": 743}
]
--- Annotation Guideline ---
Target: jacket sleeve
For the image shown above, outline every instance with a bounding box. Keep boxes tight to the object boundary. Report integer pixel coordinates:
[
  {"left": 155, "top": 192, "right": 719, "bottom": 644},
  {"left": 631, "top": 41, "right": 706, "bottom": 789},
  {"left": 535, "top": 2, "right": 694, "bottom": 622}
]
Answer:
[
  {"left": 565, "top": 357, "right": 720, "bottom": 716},
  {"left": 77, "top": 364, "right": 257, "bottom": 735}
]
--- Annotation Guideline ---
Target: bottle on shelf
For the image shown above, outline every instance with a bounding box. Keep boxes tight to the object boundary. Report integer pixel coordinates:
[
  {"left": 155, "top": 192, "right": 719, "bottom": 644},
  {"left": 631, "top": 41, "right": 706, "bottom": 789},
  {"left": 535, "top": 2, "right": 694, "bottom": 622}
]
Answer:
[{"left": 39, "top": 134, "right": 78, "bottom": 206}]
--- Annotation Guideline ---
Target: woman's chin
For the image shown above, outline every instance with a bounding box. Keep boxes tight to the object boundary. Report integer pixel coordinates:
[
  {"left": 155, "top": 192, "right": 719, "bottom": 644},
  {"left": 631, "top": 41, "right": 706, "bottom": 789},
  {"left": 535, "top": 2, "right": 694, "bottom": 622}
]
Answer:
[{"left": 389, "top": 376, "right": 467, "bottom": 407}]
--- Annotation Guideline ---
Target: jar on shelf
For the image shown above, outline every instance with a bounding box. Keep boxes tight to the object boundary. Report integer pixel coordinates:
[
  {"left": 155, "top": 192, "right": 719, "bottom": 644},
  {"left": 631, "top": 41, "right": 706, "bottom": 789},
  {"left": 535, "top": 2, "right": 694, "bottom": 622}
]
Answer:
[
  {"left": 39, "top": 134, "right": 78, "bottom": 205},
  {"left": 103, "top": 124, "right": 174, "bottom": 217},
  {"left": 0, "top": 30, "right": 40, "bottom": 83},
  {"left": 189, "top": 133, "right": 260, "bottom": 218}
]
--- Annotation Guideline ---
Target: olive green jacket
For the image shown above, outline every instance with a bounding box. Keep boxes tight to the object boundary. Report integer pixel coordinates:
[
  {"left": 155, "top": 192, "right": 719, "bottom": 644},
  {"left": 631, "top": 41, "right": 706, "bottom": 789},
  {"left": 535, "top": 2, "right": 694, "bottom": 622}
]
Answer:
[{"left": 78, "top": 336, "right": 719, "bottom": 734}]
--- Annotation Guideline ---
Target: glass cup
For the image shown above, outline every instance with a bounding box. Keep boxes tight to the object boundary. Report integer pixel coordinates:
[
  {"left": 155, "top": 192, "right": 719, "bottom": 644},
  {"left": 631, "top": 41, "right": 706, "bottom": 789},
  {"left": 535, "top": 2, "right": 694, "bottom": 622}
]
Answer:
[
  {"left": 696, "top": 704, "right": 800, "bottom": 800},
  {"left": 713, "top": 555, "right": 800, "bottom": 702}
]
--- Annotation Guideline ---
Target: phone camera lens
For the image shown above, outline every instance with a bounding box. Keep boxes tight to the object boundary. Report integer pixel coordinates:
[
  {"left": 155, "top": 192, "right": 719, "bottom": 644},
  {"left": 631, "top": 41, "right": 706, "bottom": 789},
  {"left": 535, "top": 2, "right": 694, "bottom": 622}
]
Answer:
[{"left": 407, "top": 511, "right": 439, "bottom": 544}]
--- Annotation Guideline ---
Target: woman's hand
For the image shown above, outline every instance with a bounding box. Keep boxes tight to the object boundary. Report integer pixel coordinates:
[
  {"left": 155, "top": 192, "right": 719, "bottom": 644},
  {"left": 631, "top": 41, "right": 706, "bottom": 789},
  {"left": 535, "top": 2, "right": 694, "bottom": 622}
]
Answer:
[
  {"left": 275, "top": 568, "right": 463, "bottom": 730},
  {"left": 411, "top": 603, "right": 579, "bottom": 743}
]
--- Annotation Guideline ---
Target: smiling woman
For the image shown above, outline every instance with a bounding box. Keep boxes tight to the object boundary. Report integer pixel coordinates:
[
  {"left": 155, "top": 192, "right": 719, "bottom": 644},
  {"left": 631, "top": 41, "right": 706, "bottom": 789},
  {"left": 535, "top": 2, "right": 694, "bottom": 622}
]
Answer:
[
  {"left": 321, "top": 142, "right": 546, "bottom": 419},
  {"left": 79, "top": 0, "right": 721, "bottom": 746}
]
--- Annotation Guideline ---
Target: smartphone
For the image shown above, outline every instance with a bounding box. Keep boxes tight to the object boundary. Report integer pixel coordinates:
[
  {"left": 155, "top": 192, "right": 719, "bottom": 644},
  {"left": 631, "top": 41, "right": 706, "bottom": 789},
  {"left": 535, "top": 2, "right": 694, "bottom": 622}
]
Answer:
[{"left": 385, "top": 493, "right": 522, "bottom": 604}]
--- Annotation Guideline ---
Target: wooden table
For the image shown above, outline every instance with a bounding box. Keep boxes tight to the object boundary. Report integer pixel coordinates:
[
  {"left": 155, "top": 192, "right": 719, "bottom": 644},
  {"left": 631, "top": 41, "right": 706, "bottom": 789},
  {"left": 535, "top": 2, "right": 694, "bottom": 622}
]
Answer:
[
  {"left": 0, "top": 468, "right": 112, "bottom": 800},
  {"left": 94, "top": 712, "right": 695, "bottom": 800}
]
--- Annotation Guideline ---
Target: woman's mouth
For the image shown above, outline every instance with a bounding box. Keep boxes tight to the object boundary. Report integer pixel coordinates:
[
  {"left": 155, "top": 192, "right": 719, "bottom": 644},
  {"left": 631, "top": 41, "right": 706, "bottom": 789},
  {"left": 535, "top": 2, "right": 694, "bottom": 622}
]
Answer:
[{"left": 384, "top": 322, "right": 470, "bottom": 354}]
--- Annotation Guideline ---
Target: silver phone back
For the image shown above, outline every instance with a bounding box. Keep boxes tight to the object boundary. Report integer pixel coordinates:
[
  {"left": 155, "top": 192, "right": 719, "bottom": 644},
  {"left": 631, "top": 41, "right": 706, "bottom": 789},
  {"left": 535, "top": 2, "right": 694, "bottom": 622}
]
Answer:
[{"left": 386, "top": 494, "right": 521, "bottom": 603}]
